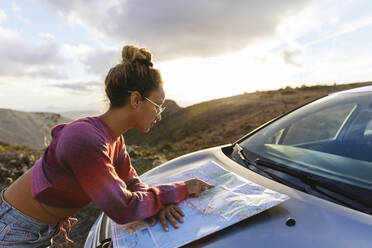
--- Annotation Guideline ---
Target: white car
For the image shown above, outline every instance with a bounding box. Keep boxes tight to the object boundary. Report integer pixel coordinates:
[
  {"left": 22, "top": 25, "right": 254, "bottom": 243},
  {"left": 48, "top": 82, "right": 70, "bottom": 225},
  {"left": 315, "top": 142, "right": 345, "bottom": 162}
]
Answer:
[{"left": 85, "top": 86, "right": 372, "bottom": 248}]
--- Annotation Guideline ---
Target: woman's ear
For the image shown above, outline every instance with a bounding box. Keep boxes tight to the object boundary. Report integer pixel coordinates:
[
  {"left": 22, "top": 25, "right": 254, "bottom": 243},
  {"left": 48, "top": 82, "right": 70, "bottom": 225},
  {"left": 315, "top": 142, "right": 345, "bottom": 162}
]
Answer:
[{"left": 129, "top": 91, "right": 142, "bottom": 109}]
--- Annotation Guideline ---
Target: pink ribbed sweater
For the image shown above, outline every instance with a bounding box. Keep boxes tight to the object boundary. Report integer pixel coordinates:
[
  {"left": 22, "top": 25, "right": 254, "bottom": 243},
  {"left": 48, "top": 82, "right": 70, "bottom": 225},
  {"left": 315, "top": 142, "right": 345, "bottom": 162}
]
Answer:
[{"left": 31, "top": 117, "right": 188, "bottom": 224}]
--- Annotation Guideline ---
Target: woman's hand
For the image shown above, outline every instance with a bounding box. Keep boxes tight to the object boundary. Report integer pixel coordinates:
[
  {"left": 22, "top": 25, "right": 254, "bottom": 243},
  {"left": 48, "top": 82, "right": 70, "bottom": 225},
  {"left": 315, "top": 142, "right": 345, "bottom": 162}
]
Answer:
[
  {"left": 185, "top": 178, "right": 214, "bottom": 197},
  {"left": 148, "top": 204, "right": 185, "bottom": 232}
]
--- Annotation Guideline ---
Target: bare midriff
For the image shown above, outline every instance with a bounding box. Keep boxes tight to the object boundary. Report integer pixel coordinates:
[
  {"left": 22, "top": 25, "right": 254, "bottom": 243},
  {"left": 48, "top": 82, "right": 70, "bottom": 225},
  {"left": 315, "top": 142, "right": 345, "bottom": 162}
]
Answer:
[{"left": 1, "top": 168, "right": 81, "bottom": 224}]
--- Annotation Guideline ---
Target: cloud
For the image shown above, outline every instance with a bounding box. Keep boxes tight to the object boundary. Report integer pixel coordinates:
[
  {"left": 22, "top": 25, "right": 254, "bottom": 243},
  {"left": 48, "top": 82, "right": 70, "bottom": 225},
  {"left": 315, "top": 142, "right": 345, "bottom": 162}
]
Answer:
[
  {"left": 0, "top": 9, "right": 7, "bottom": 24},
  {"left": 39, "top": 32, "right": 56, "bottom": 40},
  {"left": 0, "top": 27, "right": 67, "bottom": 80},
  {"left": 80, "top": 47, "right": 120, "bottom": 75},
  {"left": 282, "top": 49, "right": 302, "bottom": 66},
  {"left": 39, "top": 0, "right": 312, "bottom": 61},
  {"left": 49, "top": 80, "right": 102, "bottom": 94},
  {"left": 305, "top": 15, "right": 372, "bottom": 48},
  {"left": 60, "top": 44, "right": 120, "bottom": 76}
]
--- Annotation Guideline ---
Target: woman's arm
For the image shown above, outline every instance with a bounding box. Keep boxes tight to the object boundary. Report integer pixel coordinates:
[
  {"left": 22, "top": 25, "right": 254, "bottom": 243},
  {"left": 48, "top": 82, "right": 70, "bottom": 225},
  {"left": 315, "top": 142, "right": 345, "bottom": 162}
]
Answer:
[
  {"left": 114, "top": 147, "right": 149, "bottom": 192},
  {"left": 58, "top": 124, "right": 189, "bottom": 225}
]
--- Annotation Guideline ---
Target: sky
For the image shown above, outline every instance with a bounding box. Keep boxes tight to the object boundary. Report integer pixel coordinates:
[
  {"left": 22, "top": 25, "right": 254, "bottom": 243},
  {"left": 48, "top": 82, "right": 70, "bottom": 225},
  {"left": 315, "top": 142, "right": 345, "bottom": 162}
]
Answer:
[{"left": 0, "top": 0, "right": 372, "bottom": 113}]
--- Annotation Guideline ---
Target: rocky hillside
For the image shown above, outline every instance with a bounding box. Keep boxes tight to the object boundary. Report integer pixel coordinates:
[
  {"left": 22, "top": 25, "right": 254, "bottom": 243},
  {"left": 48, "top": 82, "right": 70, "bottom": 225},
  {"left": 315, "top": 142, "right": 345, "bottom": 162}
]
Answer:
[
  {"left": 0, "top": 141, "right": 42, "bottom": 186},
  {"left": 0, "top": 109, "right": 71, "bottom": 149}
]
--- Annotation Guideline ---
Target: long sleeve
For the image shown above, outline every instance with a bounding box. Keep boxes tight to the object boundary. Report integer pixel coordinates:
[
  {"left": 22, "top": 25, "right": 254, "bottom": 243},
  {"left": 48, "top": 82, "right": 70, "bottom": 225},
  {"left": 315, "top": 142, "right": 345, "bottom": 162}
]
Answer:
[
  {"left": 114, "top": 145, "right": 149, "bottom": 192},
  {"left": 114, "top": 142, "right": 189, "bottom": 207},
  {"left": 57, "top": 122, "right": 189, "bottom": 224}
]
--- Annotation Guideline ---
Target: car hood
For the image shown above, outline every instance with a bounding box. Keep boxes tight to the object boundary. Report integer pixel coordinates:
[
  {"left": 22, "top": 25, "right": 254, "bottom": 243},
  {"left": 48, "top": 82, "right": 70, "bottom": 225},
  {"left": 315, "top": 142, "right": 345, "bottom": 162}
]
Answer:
[{"left": 139, "top": 145, "right": 372, "bottom": 248}]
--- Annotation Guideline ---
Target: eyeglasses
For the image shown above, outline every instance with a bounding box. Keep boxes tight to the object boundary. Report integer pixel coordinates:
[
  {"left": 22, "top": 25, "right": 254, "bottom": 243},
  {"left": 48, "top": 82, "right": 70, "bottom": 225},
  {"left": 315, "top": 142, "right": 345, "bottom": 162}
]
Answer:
[
  {"left": 128, "top": 91, "right": 166, "bottom": 115},
  {"left": 144, "top": 97, "right": 166, "bottom": 115}
]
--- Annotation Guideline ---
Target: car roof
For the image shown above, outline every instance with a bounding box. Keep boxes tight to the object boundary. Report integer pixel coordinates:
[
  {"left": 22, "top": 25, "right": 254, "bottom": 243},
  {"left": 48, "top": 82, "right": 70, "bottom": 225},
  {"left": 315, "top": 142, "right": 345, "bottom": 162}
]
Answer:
[{"left": 331, "top": 85, "right": 372, "bottom": 95}]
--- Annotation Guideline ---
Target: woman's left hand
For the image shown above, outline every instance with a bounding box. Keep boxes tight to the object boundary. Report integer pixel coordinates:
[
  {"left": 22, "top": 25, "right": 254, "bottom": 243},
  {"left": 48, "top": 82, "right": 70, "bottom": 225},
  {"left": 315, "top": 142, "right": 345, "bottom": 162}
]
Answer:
[{"left": 147, "top": 204, "right": 185, "bottom": 232}]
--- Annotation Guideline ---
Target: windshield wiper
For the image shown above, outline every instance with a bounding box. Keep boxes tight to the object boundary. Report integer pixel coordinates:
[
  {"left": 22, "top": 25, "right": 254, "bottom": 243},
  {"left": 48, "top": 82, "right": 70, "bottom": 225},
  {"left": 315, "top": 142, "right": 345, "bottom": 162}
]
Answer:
[
  {"left": 234, "top": 144, "right": 371, "bottom": 213},
  {"left": 255, "top": 158, "right": 372, "bottom": 214},
  {"left": 255, "top": 158, "right": 307, "bottom": 180},
  {"left": 234, "top": 144, "right": 308, "bottom": 192}
]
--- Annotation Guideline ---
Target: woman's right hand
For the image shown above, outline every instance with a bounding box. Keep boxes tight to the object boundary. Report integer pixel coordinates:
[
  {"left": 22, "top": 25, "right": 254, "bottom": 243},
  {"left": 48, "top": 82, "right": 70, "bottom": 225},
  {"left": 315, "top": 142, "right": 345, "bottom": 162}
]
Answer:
[{"left": 184, "top": 178, "right": 214, "bottom": 197}]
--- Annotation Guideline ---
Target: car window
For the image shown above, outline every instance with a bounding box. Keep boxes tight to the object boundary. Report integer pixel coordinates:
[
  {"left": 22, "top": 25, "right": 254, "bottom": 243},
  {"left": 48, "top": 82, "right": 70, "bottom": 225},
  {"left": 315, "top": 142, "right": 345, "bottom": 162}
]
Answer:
[
  {"left": 240, "top": 92, "right": 372, "bottom": 191},
  {"left": 276, "top": 103, "right": 356, "bottom": 145},
  {"left": 363, "top": 118, "right": 372, "bottom": 136}
]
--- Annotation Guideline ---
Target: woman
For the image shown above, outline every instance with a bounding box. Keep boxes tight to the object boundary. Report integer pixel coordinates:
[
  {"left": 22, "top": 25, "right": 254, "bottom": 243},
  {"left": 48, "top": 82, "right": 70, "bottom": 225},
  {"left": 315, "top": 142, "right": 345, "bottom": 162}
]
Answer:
[{"left": 0, "top": 45, "right": 213, "bottom": 247}]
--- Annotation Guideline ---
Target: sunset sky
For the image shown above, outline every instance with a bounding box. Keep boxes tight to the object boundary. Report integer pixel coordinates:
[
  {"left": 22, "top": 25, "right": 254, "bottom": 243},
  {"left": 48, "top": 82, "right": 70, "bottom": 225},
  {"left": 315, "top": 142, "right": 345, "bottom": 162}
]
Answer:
[{"left": 0, "top": 0, "right": 372, "bottom": 113}]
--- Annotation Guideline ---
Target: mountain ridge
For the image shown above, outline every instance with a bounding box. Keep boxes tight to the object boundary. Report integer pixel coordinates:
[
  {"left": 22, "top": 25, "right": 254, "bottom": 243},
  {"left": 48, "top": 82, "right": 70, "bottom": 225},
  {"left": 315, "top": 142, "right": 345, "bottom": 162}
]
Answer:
[
  {"left": 0, "top": 109, "right": 72, "bottom": 149},
  {"left": 1, "top": 81, "right": 372, "bottom": 153}
]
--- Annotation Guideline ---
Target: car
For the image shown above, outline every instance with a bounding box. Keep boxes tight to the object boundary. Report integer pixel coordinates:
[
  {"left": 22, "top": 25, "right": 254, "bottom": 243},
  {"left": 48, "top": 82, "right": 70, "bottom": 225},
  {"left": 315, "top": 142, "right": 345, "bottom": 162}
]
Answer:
[{"left": 84, "top": 86, "right": 372, "bottom": 248}]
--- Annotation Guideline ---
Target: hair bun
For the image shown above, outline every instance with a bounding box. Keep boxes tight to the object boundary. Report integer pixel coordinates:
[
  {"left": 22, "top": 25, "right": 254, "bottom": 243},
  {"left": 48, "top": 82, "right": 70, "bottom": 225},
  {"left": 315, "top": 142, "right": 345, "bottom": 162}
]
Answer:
[
  {"left": 105, "top": 44, "right": 163, "bottom": 108},
  {"left": 134, "top": 58, "right": 153, "bottom": 67},
  {"left": 122, "top": 45, "right": 153, "bottom": 66}
]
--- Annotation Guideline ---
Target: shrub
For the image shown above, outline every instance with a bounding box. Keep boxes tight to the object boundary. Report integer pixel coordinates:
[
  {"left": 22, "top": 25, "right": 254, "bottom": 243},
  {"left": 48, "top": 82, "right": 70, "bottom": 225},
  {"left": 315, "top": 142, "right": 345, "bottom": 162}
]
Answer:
[
  {"left": 279, "top": 86, "right": 296, "bottom": 95},
  {"left": 160, "top": 142, "right": 174, "bottom": 152}
]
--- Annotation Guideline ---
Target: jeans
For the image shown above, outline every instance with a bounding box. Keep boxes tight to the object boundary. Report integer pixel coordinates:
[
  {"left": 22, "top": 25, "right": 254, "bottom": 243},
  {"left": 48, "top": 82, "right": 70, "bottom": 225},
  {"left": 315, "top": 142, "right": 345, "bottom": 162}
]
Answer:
[{"left": 0, "top": 189, "right": 59, "bottom": 248}]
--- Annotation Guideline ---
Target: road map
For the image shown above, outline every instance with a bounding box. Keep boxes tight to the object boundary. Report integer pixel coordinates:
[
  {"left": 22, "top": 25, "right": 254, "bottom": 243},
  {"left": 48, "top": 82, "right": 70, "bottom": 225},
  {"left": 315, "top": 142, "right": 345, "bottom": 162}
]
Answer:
[{"left": 111, "top": 161, "right": 289, "bottom": 248}]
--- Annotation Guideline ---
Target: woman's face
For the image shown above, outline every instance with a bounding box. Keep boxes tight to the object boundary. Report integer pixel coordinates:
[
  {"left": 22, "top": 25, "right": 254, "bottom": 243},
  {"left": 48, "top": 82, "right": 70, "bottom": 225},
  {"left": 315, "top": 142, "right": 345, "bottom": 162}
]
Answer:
[{"left": 135, "top": 86, "right": 165, "bottom": 132}]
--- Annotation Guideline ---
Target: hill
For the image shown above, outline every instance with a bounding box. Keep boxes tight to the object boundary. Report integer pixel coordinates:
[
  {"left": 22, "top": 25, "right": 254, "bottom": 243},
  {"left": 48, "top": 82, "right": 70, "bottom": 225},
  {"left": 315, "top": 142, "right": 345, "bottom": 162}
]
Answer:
[
  {"left": 0, "top": 109, "right": 72, "bottom": 149},
  {"left": 124, "top": 81, "right": 372, "bottom": 159},
  {"left": 2, "top": 81, "right": 372, "bottom": 160},
  {"left": 60, "top": 110, "right": 102, "bottom": 120}
]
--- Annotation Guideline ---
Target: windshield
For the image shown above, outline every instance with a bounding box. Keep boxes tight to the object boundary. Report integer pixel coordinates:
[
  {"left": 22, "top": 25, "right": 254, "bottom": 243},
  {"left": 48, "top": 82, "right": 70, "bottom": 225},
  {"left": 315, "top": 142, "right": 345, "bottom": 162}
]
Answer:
[{"left": 239, "top": 92, "right": 372, "bottom": 192}]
